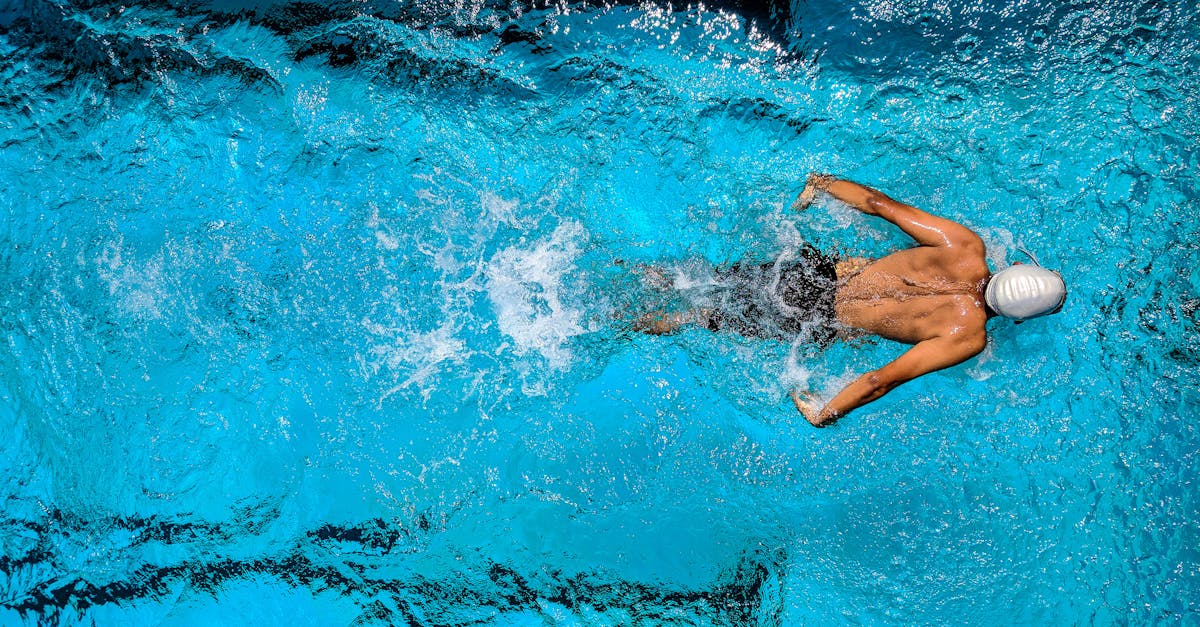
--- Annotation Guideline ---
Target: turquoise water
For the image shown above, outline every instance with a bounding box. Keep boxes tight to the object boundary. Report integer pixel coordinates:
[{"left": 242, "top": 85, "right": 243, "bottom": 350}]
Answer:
[{"left": 1, "top": 0, "right": 1197, "bottom": 624}]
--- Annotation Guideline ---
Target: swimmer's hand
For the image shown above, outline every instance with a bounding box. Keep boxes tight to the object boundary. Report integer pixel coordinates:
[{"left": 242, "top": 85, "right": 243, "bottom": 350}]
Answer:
[
  {"left": 791, "top": 187, "right": 817, "bottom": 212},
  {"left": 791, "top": 389, "right": 827, "bottom": 427},
  {"left": 791, "top": 173, "right": 835, "bottom": 212}
]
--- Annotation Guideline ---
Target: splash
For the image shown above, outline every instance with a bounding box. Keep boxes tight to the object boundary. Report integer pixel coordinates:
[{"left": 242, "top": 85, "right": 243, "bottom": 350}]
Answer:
[
  {"left": 486, "top": 221, "right": 588, "bottom": 370},
  {"left": 95, "top": 237, "right": 168, "bottom": 321},
  {"left": 365, "top": 319, "right": 467, "bottom": 402}
]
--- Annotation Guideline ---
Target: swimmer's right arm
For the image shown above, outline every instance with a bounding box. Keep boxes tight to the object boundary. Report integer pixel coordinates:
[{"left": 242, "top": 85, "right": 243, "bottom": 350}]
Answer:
[{"left": 795, "top": 330, "right": 987, "bottom": 427}]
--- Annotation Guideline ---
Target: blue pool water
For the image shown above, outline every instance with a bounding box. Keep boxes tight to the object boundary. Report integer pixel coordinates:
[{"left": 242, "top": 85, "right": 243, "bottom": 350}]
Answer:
[{"left": 1, "top": 0, "right": 1197, "bottom": 624}]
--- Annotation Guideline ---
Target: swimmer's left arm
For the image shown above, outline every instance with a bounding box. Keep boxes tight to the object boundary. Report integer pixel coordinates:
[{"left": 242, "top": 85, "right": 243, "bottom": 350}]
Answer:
[
  {"left": 793, "top": 174, "right": 983, "bottom": 252},
  {"left": 792, "top": 332, "right": 986, "bottom": 427}
]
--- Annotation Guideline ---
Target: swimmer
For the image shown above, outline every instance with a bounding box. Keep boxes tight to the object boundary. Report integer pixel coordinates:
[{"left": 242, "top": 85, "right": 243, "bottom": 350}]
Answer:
[{"left": 635, "top": 174, "right": 1066, "bottom": 427}]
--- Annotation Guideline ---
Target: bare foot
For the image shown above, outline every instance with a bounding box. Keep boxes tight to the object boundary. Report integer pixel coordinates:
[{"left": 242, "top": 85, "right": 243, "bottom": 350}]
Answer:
[
  {"left": 634, "top": 311, "right": 684, "bottom": 335},
  {"left": 634, "top": 264, "right": 673, "bottom": 290}
]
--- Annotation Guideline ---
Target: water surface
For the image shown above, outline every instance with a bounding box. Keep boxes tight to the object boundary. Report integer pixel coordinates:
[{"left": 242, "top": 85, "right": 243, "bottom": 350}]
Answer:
[{"left": 1, "top": 0, "right": 1197, "bottom": 624}]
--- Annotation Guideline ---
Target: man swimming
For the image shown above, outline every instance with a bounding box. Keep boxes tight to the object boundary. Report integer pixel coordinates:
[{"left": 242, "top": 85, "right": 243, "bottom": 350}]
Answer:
[{"left": 636, "top": 174, "right": 1067, "bottom": 427}]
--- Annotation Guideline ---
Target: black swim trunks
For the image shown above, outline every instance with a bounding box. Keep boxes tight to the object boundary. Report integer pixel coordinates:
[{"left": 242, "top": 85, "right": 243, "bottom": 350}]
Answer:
[{"left": 703, "top": 245, "right": 840, "bottom": 345}]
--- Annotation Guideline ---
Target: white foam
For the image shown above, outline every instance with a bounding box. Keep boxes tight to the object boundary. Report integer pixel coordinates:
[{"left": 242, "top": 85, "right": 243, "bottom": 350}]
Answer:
[
  {"left": 965, "top": 339, "right": 997, "bottom": 381},
  {"left": 817, "top": 366, "right": 861, "bottom": 406},
  {"left": 367, "top": 321, "right": 467, "bottom": 402},
  {"left": 486, "top": 221, "right": 588, "bottom": 370},
  {"left": 481, "top": 191, "right": 521, "bottom": 226},
  {"left": 781, "top": 348, "right": 814, "bottom": 392},
  {"left": 978, "top": 226, "right": 1016, "bottom": 269},
  {"left": 668, "top": 260, "right": 718, "bottom": 290},
  {"left": 365, "top": 203, "right": 403, "bottom": 252},
  {"left": 95, "top": 238, "right": 167, "bottom": 320}
]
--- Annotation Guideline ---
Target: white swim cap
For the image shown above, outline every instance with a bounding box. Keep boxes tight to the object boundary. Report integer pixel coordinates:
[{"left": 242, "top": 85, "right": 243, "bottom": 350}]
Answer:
[{"left": 984, "top": 265, "right": 1066, "bottom": 320}]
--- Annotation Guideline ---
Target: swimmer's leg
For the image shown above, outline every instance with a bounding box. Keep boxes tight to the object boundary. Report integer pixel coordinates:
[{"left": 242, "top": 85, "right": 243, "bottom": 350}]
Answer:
[
  {"left": 633, "top": 308, "right": 715, "bottom": 335},
  {"left": 633, "top": 263, "right": 673, "bottom": 290}
]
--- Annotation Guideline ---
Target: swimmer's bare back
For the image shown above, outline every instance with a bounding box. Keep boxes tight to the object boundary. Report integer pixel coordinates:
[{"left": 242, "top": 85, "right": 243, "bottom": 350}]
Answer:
[{"left": 792, "top": 174, "right": 990, "bottom": 427}]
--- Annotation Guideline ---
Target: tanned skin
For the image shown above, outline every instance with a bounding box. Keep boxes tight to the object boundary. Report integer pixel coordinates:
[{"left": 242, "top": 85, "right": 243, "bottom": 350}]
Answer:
[
  {"left": 789, "top": 174, "right": 990, "bottom": 426},
  {"left": 634, "top": 175, "right": 993, "bottom": 427}
]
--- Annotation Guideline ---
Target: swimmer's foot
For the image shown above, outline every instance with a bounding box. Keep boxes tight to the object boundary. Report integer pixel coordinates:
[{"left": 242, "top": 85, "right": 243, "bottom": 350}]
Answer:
[
  {"left": 633, "top": 308, "right": 715, "bottom": 335},
  {"left": 633, "top": 311, "right": 685, "bottom": 335},
  {"left": 634, "top": 264, "right": 673, "bottom": 290}
]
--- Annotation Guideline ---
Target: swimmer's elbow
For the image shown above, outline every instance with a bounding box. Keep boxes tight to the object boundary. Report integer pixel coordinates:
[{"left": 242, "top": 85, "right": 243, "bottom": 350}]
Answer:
[
  {"left": 955, "top": 332, "right": 987, "bottom": 359},
  {"left": 953, "top": 231, "right": 986, "bottom": 256},
  {"left": 863, "top": 194, "right": 889, "bottom": 216}
]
